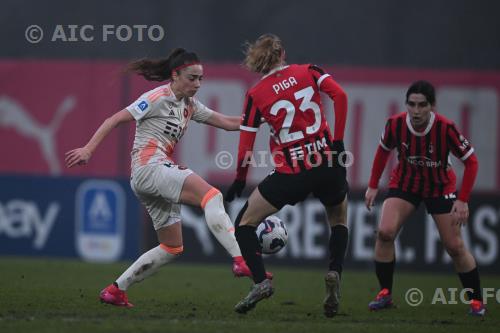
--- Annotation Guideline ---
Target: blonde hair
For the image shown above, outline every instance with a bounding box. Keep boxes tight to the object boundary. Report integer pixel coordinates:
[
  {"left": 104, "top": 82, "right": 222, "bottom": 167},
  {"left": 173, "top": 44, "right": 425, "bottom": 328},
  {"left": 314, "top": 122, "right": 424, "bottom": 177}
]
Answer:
[{"left": 243, "top": 34, "right": 284, "bottom": 74}]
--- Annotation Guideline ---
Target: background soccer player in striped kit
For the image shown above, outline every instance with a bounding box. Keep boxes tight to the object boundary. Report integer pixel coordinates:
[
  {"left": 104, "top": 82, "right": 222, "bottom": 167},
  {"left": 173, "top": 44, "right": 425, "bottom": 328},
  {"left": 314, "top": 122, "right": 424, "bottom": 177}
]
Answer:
[{"left": 365, "top": 80, "right": 485, "bottom": 316}]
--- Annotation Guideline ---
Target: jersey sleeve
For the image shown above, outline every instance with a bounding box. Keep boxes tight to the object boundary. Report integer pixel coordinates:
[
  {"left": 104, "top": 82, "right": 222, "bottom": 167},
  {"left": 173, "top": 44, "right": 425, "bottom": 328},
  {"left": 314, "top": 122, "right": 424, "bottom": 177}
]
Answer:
[
  {"left": 308, "top": 65, "right": 348, "bottom": 140},
  {"left": 239, "top": 92, "right": 262, "bottom": 132},
  {"left": 235, "top": 130, "right": 257, "bottom": 181},
  {"left": 368, "top": 145, "right": 392, "bottom": 188},
  {"left": 446, "top": 123, "right": 474, "bottom": 161},
  {"left": 379, "top": 119, "right": 396, "bottom": 151},
  {"left": 191, "top": 98, "right": 215, "bottom": 123},
  {"left": 126, "top": 93, "right": 158, "bottom": 121}
]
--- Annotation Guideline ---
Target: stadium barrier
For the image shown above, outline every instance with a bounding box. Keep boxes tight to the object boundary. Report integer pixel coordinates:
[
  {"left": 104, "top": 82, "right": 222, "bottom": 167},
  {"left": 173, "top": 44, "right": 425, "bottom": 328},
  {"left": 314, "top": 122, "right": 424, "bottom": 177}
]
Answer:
[
  {"left": 0, "top": 175, "right": 141, "bottom": 262},
  {"left": 1, "top": 175, "right": 498, "bottom": 273}
]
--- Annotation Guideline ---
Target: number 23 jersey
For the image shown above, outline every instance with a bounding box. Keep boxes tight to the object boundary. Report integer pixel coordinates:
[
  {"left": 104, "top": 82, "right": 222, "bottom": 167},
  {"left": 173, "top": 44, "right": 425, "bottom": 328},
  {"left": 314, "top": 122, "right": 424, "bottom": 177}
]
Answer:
[{"left": 240, "top": 64, "right": 344, "bottom": 174}]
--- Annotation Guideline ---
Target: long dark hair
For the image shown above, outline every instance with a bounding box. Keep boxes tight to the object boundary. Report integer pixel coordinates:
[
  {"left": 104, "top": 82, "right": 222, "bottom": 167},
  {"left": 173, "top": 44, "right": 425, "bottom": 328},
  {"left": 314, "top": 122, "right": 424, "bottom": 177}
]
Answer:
[
  {"left": 127, "top": 48, "right": 200, "bottom": 81},
  {"left": 406, "top": 80, "right": 436, "bottom": 105}
]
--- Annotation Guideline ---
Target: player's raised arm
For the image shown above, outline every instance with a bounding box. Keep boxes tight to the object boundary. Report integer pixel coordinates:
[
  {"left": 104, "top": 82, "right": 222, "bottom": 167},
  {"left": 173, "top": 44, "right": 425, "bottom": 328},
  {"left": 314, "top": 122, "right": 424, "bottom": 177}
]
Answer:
[{"left": 65, "top": 109, "right": 134, "bottom": 168}]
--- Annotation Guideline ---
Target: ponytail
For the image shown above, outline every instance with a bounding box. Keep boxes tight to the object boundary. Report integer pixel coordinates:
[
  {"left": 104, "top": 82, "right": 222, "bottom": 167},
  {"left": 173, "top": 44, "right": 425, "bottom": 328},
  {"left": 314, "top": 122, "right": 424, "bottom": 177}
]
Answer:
[
  {"left": 127, "top": 48, "right": 200, "bottom": 81},
  {"left": 243, "top": 34, "right": 284, "bottom": 74}
]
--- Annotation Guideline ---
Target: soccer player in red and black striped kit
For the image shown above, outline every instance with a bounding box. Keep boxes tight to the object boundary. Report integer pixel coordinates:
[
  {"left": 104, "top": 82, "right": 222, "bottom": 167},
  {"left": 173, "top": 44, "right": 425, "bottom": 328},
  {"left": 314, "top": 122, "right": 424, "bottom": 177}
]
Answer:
[
  {"left": 365, "top": 80, "right": 485, "bottom": 316},
  {"left": 225, "top": 34, "right": 349, "bottom": 316}
]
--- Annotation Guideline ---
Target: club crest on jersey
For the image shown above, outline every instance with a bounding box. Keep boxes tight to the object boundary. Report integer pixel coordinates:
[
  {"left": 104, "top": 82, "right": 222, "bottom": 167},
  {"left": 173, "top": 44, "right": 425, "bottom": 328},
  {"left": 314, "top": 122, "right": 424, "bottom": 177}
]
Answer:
[{"left": 273, "top": 76, "right": 298, "bottom": 94}]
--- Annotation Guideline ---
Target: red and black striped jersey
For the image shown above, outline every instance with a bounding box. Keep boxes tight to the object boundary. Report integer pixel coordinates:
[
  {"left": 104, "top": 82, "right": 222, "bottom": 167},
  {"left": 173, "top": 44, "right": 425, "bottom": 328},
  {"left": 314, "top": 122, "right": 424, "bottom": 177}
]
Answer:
[
  {"left": 236, "top": 64, "right": 347, "bottom": 177},
  {"left": 379, "top": 112, "right": 474, "bottom": 197}
]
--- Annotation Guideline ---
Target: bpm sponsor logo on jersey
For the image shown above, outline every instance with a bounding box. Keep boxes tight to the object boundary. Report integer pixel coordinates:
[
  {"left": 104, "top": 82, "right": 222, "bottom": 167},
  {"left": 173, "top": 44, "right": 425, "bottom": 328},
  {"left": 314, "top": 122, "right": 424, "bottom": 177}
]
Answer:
[{"left": 75, "top": 180, "right": 125, "bottom": 262}]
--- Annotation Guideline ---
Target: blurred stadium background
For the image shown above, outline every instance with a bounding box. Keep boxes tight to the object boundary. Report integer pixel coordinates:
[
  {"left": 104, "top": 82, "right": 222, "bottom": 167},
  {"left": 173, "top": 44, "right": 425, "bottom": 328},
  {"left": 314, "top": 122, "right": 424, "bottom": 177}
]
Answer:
[{"left": 0, "top": 0, "right": 499, "bottom": 330}]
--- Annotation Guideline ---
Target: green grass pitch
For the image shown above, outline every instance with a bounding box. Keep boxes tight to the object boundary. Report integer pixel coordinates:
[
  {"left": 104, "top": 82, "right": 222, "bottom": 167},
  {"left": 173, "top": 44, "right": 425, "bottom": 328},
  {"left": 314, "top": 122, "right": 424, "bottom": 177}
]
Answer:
[{"left": 0, "top": 257, "right": 498, "bottom": 333}]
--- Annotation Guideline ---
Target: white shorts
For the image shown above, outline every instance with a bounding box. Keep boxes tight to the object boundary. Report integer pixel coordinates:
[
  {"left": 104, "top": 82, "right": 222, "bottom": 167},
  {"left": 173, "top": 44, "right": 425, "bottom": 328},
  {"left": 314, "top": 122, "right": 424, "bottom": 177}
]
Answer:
[{"left": 130, "top": 163, "right": 193, "bottom": 230}]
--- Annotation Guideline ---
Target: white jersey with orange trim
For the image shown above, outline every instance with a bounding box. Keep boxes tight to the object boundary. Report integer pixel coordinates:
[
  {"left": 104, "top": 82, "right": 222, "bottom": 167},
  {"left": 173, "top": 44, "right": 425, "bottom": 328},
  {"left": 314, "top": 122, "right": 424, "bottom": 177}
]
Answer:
[{"left": 126, "top": 83, "right": 214, "bottom": 170}]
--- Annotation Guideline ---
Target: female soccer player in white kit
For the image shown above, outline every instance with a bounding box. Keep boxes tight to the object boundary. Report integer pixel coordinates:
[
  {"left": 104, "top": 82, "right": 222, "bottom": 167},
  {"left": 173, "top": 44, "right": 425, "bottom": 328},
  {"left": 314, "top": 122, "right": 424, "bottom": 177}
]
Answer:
[{"left": 66, "top": 48, "right": 269, "bottom": 307}]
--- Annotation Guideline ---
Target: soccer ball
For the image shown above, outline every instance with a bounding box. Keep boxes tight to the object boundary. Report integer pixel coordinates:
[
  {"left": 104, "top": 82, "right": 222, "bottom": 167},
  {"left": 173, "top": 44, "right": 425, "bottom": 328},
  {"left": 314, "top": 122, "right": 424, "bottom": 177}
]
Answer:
[{"left": 256, "top": 215, "right": 288, "bottom": 254}]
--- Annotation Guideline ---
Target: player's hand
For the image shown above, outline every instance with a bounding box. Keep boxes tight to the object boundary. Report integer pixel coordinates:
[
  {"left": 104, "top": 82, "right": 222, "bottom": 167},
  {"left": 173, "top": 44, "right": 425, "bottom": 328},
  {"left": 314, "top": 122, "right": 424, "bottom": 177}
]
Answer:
[
  {"left": 365, "top": 187, "right": 378, "bottom": 211},
  {"left": 225, "top": 180, "right": 246, "bottom": 202},
  {"left": 65, "top": 147, "right": 92, "bottom": 168},
  {"left": 451, "top": 200, "right": 469, "bottom": 226}
]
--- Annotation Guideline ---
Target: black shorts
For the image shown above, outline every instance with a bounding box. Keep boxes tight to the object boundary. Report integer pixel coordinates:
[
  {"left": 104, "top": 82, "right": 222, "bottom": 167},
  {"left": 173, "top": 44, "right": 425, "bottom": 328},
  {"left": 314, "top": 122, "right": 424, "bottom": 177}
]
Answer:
[
  {"left": 258, "top": 162, "right": 349, "bottom": 209},
  {"left": 385, "top": 188, "right": 456, "bottom": 214}
]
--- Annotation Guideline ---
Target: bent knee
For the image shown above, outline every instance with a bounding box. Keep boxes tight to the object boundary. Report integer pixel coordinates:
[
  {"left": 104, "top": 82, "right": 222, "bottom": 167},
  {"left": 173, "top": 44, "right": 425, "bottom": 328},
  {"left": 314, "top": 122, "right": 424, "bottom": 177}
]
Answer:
[
  {"left": 201, "top": 187, "right": 222, "bottom": 210},
  {"left": 444, "top": 241, "right": 466, "bottom": 258},
  {"left": 160, "top": 244, "right": 184, "bottom": 256},
  {"left": 377, "top": 228, "right": 397, "bottom": 243}
]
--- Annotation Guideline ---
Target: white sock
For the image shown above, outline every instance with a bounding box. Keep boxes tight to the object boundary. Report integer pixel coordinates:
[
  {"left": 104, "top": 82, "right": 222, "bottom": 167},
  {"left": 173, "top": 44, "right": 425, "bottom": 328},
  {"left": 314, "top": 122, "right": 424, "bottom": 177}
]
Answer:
[
  {"left": 115, "top": 245, "right": 181, "bottom": 290},
  {"left": 203, "top": 190, "right": 242, "bottom": 258}
]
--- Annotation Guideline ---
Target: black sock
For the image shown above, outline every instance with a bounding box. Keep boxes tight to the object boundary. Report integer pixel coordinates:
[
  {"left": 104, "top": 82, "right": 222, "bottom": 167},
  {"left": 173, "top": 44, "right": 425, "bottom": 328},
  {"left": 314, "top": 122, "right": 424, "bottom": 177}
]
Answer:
[
  {"left": 235, "top": 225, "right": 266, "bottom": 283},
  {"left": 328, "top": 225, "right": 349, "bottom": 277},
  {"left": 458, "top": 267, "right": 482, "bottom": 301},
  {"left": 234, "top": 202, "right": 248, "bottom": 228},
  {"left": 375, "top": 260, "right": 395, "bottom": 293}
]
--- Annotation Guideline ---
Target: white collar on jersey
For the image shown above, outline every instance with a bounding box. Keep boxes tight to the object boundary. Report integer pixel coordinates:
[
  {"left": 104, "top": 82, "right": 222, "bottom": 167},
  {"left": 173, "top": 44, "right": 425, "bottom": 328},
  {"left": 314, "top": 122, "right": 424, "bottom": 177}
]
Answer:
[
  {"left": 261, "top": 65, "right": 289, "bottom": 80},
  {"left": 406, "top": 111, "right": 436, "bottom": 136}
]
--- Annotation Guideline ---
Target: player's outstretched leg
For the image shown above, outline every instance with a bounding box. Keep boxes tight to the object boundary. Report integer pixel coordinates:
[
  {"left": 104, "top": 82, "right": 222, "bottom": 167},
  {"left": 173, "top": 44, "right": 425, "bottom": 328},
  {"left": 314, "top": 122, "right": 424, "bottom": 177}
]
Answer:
[
  {"left": 100, "top": 243, "right": 182, "bottom": 307},
  {"left": 234, "top": 279, "right": 274, "bottom": 314},
  {"left": 192, "top": 183, "right": 273, "bottom": 280},
  {"left": 433, "top": 213, "right": 486, "bottom": 316}
]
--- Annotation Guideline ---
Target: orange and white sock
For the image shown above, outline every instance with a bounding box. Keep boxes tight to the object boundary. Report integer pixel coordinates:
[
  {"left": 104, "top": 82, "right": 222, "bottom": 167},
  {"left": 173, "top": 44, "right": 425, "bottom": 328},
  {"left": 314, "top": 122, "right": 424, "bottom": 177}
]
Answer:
[
  {"left": 201, "top": 188, "right": 241, "bottom": 258},
  {"left": 115, "top": 244, "right": 183, "bottom": 290}
]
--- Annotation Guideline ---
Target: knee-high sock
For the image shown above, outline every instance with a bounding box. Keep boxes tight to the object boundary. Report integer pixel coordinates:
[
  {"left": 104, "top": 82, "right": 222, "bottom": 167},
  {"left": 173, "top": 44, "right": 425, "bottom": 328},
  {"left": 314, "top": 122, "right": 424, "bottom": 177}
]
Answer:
[
  {"left": 202, "top": 189, "right": 242, "bottom": 258},
  {"left": 235, "top": 225, "right": 266, "bottom": 283},
  {"left": 375, "top": 259, "right": 395, "bottom": 293},
  {"left": 328, "top": 224, "right": 349, "bottom": 277},
  {"left": 458, "top": 267, "right": 482, "bottom": 301},
  {"left": 115, "top": 244, "right": 182, "bottom": 290}
]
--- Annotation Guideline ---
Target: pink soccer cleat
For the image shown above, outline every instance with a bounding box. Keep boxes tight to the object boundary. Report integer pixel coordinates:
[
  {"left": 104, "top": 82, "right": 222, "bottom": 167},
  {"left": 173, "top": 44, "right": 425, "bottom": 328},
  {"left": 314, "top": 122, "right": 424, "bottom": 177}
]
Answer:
[
  {"left": 368, "top": 288, "right": 393, "bottom": 311},
  {"left": 469, "top": 299, "right": 486, "bottom": 317},
  {"left": 99, "top": 284, "right": 134, "bottom": 308},
  {"left": 232, "top": 256, "right": 273, "bottom": 280}
]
